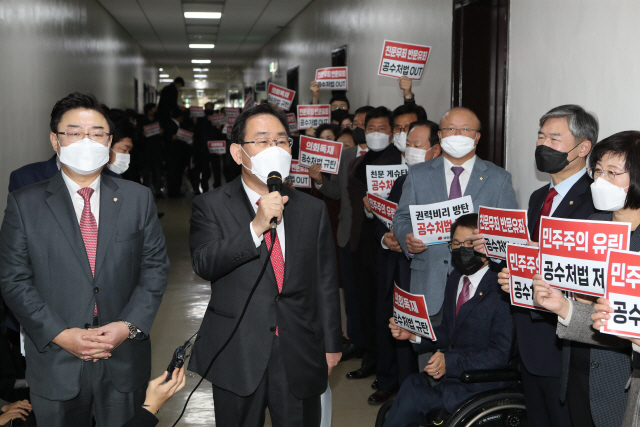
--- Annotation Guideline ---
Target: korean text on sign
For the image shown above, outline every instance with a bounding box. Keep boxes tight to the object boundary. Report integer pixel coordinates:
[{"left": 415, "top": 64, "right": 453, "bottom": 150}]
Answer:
[
  {"left": 207, "top": 141, "right": 226, "bottom": 155},
  {"left": 315, "top": 67, "right": 348, "bottom": 90},
  {"left": 285, "top": 160, "right": 311, "bottom": 189},
  {"left": 209, "top": 113, "right": 226, "bottom": 125},
  {"left": 393, "top": 284, "right": 436, "bottom": 341},
  {"left": 366, "top": 164, "right": 408, "bottom": 199},
  {"left": 378, "top": 40, "right": 431, "bottom": 80},
  {"left": 298, "top": 135, "right": 342, "bottom": 174},
  {"left": 539, "top": 217, "right": 631, "bottom": 296},
  {"left": 225, "top": 108, "right": 240, "bottom": 117},
  {"left": 176, "top": 128, "right": 193, "bottom": 144},
  {"left": 267, "top": 83, "right": 295, "bottom": 111},
  {"left": 190, "top": 106, "right": 204, "bottom": 117},
  {"left": 478, "top": 206, "right": 530, "bottom": 260},
  {"left": 297, "top": 105, "right": 331, "bottom": 130},
  {"left": 368, "top": 193, "right": 397, "bottom": 231},
  {"left": 143, "top": 122, "right": 160, "bottom": 138},
  {"left": 409, "top": 196, "right": 473, "bottom": 245},
  {"left": 602, "top": 250, "right": 640, "bottom": 339},
  {"left": 286, "top": 113, "right": 297, "bottom": 132}
]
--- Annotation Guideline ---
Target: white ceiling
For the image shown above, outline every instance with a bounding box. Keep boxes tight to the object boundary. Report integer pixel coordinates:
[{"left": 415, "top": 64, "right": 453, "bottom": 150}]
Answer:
[{"left": 97, "top": 0, "right": 312, "bottom": 83}]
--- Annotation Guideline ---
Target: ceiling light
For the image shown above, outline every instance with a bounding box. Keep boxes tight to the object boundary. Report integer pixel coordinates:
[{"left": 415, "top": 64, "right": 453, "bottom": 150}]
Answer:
[
  {"left": 189, "top": 44, "right": 215, "bottom": 49},
  {"left": 184, "top": 12, "right": 221, "bottom": 19},
  {"left": 193, "top": 68, "right": 209, "bottom": 72},
  {"left": 159, "top": 78, "right": 173, "bottom": 82},
  {"left": 158, "top": 68, "right": 163, "bottom": 71},
  {"left": 192, "top": 59, "right": 211, "bottom": 64},
  {"left": 159, "top": 74, "right": 169, "bottom": 78},
  {"left": 194, "top": 74, "right": 207, "bottom": 78}
]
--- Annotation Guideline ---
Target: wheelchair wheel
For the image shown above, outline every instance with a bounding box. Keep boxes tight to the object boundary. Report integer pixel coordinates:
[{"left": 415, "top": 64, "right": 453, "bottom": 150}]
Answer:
[
  {"left": 444, "top": 391, "right": 526, "bottom": 427},
  {"left": 375, "top": 399, "right": 395, "bottom": 427}
]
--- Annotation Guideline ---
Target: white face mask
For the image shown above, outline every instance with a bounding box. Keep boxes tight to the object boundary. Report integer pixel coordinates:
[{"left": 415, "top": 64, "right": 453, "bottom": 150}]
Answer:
[
  {"left": 241, "top": 146, "right": 292, "bottom": 184},
  {"left": 107, "top": 151, "right": 130, "bottom": 175},
  {"left": 366, "top": 132, "right": 390, "bottom": 152},
  {"left": 58, "top": 138, "right": 110, "bottom": 175},
  {"left": 591, "top": 177, "right": 629, "bottom": 211},
  {"left": 405, "top": 146, "right": 433, "bottom": 167},
  {"left": 393, "top": 132, "right": 407, "bottom": 152},
  {"left": 440, "top": 134, "right": 477, "bottom": 158}
]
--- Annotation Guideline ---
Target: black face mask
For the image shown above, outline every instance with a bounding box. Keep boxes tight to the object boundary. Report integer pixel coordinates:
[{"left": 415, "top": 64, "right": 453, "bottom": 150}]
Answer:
[
  {"left": 451, "top": 247, "right": 486, "bottom": 276},
  {"left": 352, "top": 127, "right": 366, "bottom": 146},
  {"left": 535, "top": 143, "right": 581, "bottom": 174}
]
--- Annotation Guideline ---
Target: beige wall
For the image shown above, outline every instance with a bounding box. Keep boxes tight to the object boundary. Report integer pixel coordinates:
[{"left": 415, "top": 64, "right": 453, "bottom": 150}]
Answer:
[
  {"left": 243, "top": 0, "right": 453, "bottom": 122},
  {"left": 0, "top": 0, "right": 155, "bottom": 215}
]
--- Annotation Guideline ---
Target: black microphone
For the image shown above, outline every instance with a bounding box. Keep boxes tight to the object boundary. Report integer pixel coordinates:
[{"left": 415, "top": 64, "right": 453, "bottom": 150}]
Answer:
[{"left": 266, "top": 172, "right": 283, "bottom": 241}]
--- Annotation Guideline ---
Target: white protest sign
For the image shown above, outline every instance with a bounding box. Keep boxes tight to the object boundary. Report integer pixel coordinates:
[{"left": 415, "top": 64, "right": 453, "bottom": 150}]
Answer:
[
  {"left": 143, "top": 122, "right": 161, "bottom": 137},
  {"left": 409, "top": 196, "right": 473, "bottom": 245},
  {"left": 190, "top": 106, "right": 204, "bottom": 117},
  {"left": 315, "top": 67, "right": 348, "bottom": 90},
  {"left": 297, "top": 105, "right": 331, "bottom": 130},
  {"left": 368, "top": 193, "right": 397, "bottom": 230},
  {"left": 209, "top": 113, "right": 226, "bottom": 125},
  {"left": 378, "top": 40, "right": 431, "bottom": 80},
  {"left": 285, "top": 160, "right": 311, "bottom": 188},
  {"left": 366, "top": 164, "right": 408, "bottom": 199},
  {"left": 602, "top": 250, "right": 640, "bottom": 339},
  {"left": 478, "top": 206, "right": 530, "bottom": 260},
  {"left": 286, "top": 113, "right": 297, "bottom": 132},
  {"left": 207, "top": 141, "right": 226, "bottom": 155},
  {"left": 299, "top": 135, "right": 343, "bottom": 174},
  {"left": 176, "top": 128, "right": 193, "bottom": 144},
  {"left": 267, "top": 83, "right": 295, "bottom": 111},
  {"left": 393, "top": 284, "right": 436, "bottom": 341}
]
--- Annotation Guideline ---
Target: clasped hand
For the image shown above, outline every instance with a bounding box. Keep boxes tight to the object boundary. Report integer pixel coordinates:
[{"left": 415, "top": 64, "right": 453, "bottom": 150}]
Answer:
[{"left": 53, "top": 321, "right": 130, "bottom": 362}]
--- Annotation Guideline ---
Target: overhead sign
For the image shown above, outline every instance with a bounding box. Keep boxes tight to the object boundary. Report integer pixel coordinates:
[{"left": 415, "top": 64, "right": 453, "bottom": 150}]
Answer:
[
  {"left": 285, "top": 160, "right": 311, "bottom": 188},
  {"left": 393, "top": 284, "right": 436, "bottom": 341},
  {"left": 366, "top": 164, "right": 408, "bottom": 199},
  {"left": 143, "top": 122, "right": 161, "bottom": 138},
  {"left": 478, "top": 206, "right": 530, "bottom": 260},
  {"left": 267, "top": 83, "right": 295, "bottom": 111},
  {"left": 539, "top": 217, "right": 630, "bottom": 296},
  {"left": 299, "top": 135, "right": 342, "bottom": 174},
  {"left": 315, "top": 66, "right": 348, "bottom": 90},
  {"left": 176, "top": 128, "right": 193, "bottom": 144},
  {"left": 368, "top": 193, "right": 397, "bottom": 230},
  {"left": 378, "top": 40, "right": 431, "bottom": 80},
  {"left": 297, "top": 105, "right": 331, "bottom": 129},
  {"left": 190, "top": 106, "right": 204, "bottom": 117},
  {"left": 602, "top": 249, "right": 640, "bottom": 339},
  {"left": 207, "top": 141, "right": 226, "bottom": 155},
  {"left": 255, "top": 81, "right": 266, "bottom": 92},
  {"left": 409, "top": 196, "right": 473, "bottom": 245},
  {"left": 286, "top": 113, "right": 297, "bottom": 132}
]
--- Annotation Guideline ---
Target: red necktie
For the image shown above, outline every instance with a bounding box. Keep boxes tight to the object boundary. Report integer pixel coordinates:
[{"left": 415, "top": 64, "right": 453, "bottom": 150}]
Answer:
[
  {"left": 360, "top": 150, "right": 367, "bottom": 156},
  {"left": 78, "top": 187, "right": 98, "bottom": 318},
  {"left": 456, "top": 277, "right": 471, "bottom": 317},
  {"left": 532, "top": 187, "right": 558, "bottom": 242}
]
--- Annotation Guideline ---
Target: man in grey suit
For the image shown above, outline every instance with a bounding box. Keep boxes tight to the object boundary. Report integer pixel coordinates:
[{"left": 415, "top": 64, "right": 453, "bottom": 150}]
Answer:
[
  {"left": 0, "top": 92, "right": 169, "bottom": 426},
  {"left": 393, "top": 107, "right": 517, "bottom": 322}
]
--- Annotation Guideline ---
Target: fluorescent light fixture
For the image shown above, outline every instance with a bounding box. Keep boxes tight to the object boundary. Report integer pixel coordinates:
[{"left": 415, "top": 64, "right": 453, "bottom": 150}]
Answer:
[
  {"left": 192, "top": 59, "right": 211, "bottom": 64},
  {"left": 159, "top": 78, "right": 173, "bottom": 82},
  {"left": 193, "top": 68, "right": 209, "bottom": 72},
  {"left": 184, "top": 12, "right": 221, "bottom": 19},
  {"left": 189, "top": 44, "right": 215, "bottom": 49},
  {"left": 194, "top": 74, "right": 207, "bottom": 78},
  {"left": 158, "top": 68, "right": 163, "bottom": 71},
  {"left": 159, "top": 74, "right": 169, "bottom": 78}
]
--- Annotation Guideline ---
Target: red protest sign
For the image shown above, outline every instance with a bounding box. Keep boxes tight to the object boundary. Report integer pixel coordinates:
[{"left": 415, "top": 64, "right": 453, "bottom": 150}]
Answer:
[
  {"left": 176, "top": 128, "right": 193, "bottom": 144},
  {"left": 207, "top": 141, "right": 225, "bottom": 155},
  {"left": 366, "top": 164, "right": 408, "bottom": 199},
  {"left": 315, "top": 67, "right": 348, "bottom": 90},
  {"left": 286, "top": 113, "right": 297, "bottom": 132},
  {"left": 297, "top": 105, "right": 331, "bottom": 129},
  {"left": 378, "top": 40, "right": 431, "bottom": 80},
  {"left": 479, "top": 206, "right": 530, "bottom": 259},
  {"left": 143, "top": 122, "right": 160, "bottom": 137},
  {"left": 368, "top": 193, "right": 397, "bottom": 230},
  {"left": 285, "top": 160, "right": 311, "bottom": 188},
  {"left": 299, "top": 135, "right": 342, "bottom": 174},
  {"left": 539, "top": 217, "right": 631, "bottom": 296},
  {"left": 190, "top": 106, "right": 204, "bottom": 117},
  {"left": 267, "top": 83, "right": 295, "bottom": 111},
  {"left": 393, "top": 284, "right": 436, "bottom": 340},
  {"left": 507, "top": 244, "right": 546, "bottom": 311},
  {"left": 210, "top": 113, "right": 225, "bottom": 125},
  {"left": 225, "top": 108, "right": 240, "bottom": 116},
  {"left": 601, "top": 249, "right": 640, "bottom": 339}
]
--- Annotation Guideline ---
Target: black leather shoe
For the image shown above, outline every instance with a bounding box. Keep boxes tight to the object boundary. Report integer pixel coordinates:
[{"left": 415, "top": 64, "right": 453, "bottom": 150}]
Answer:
[
  {"left": 371, "top": 379, "right": 379, "bottom": 390},
  {"left": 367, "top": 389, "right": 396, "bottom": 405},
  {"left": 341, "top": 343, "right": 365, "bottom": 361},
  {"left": 346, "top": 364, "right": 376, "bottom": 379}
]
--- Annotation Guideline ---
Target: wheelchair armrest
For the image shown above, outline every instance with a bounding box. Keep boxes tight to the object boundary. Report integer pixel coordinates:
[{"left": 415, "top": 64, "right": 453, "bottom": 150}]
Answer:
[{"left": 460, "top": 369, "right": 520, "bottom": 384}]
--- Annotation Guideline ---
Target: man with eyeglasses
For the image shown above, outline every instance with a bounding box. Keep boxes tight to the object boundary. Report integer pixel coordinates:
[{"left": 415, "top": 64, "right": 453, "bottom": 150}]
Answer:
[
  {"left": 393, "top": 107, "right": 517, "bottom": 332},
  {"left": 0, "top": 92, "right": 169, "bottom": 426},
  {"left": 188, "top": 103, "right": 342, "bottom": 427}
]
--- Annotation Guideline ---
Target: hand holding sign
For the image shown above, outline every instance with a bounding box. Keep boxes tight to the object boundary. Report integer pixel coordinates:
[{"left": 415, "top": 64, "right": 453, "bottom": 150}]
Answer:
[
  {"left": 532, "top": 274, "right": 572, "bottom": 318},
  {"left": 399, "top": 76, "right": 413, "bottom": 99},
  {"left": 389, "top": 317, "right": 414, "bottom": 341},
  {"left": 498, "top": 268, "right": 511, "bottom": 294},
  {"left": 308, "top": 164, "right": 323, "bottom": 184},
  {"left": 310, "top": 80, "right": 320, "bottom": 102},
  {"left": 383, "top": 231, "right": 402, "bottom": 253}
]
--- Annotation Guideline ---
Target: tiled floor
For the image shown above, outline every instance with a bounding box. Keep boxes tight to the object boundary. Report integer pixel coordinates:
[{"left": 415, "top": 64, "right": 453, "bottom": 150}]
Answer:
[{"left": 149, "top": 195, "right": 381, "bottom": 426}]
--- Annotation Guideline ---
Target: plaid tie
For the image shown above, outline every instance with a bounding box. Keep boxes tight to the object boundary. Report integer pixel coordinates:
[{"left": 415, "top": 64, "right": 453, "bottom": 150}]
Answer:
[{"left": 78, "top": 187, "right": 98, "bottom": 319}]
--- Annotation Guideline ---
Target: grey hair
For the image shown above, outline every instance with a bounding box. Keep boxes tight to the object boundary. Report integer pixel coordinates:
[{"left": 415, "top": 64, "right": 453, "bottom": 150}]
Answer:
[{"left": 539, "top": 104, "right": 599, "bottom": 146}]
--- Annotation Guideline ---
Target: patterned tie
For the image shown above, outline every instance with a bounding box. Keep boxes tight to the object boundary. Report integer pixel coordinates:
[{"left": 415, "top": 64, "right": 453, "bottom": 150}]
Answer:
[
  {"left": 359, "top": 150, "right": 367, "bottom": 156},
  {"left": 532, "top": 187, "right": 558, "bottom": 243},
  {"left": 449, "top": 166, "right": 464, "bottom": 200},
  {"left": 456, "top": 277, "right": 471, "bottom": 317},
  {"left": 78, "top": 188, "right": 98, "bottom": 319}
]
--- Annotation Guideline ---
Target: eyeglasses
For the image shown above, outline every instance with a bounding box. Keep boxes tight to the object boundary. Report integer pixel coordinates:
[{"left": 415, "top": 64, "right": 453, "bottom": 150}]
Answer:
[
  {"left": 242, "top": 137, "right": 293, "bottom": 149},
  {"left": 441, "top": 127, "right": 479, "bottom": 137},
  {"left": 341, "top": 123, "right": 353, "bottom": 129},
  {"left": 394, "top": 124, "right": 411, "bottom": 133},
  {"left": 588, "top": 167, "right": 629, "bottom": 180},
  {"left": 56, "top": 130, "right": 111, "bottom": 144},
  {"left": 448, "top": 239, "right": 474, "bottom": 252}
]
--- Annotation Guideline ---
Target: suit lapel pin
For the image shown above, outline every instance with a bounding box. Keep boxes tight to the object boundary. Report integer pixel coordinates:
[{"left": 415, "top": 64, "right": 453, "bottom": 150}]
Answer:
[
  {"left": 113, "top": 198, "right": 118, "bottom": 203},
  {"left": 479, "top": 292, "right": 483, "bottom": 296},
  {"left": 479, "top": 177, "right": 484, "bottom": 181},
  {"left": 569, "top": 201, "right": 574, "bottom": 205}
]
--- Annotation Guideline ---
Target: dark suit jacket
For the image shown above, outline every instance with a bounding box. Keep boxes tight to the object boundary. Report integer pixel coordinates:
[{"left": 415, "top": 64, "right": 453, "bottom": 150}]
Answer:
[
  {"left": 121, "top": 407, "right": 158, "bottom": 427},
  {"left": 413, "top": 267, "right": 515, "bottom": 413},
  {"left": 188, "top": 176, "right": 342, "bottom": 399},
  {"left": 514, "top": 171, "right": 596, "bottom": 378},
  {"left": 8, "top": 155, "right": 119, "bottom": 193},
  {"left": 157, "top": 83, "right": 179, "bottom": 121},
  {"left": 0, "top": 172, "right": 169, "bottom": 400}
]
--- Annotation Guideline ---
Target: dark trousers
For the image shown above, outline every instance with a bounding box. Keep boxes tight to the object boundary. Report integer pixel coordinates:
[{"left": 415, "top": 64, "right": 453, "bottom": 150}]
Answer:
[
  {"left": 209, "top": 154, "right": 223, "bottom": 189},
  {"left": 567, "top": 367, "right": 594, "bottom": 427},
  {"left": 189, "top": 155, "right": 211, "bottom": 193},
  {"left": 383, "top": 373, "right": 444, "bottom": 427},
  {"left": 145, "top": 142, "right": 164, "bottom": 193},
  {"left": 339, "top": 244, "right": 364, "bottom": 349},
  {"left": 30, "top": 359, "right": 146, "bottom": 427},
  {"left": 211, "top": 338, "right": 321, "bottom": 427},
  {"left": 167, "top": 142, "right": 189, "bottom": 197},
  {"left": 521, "top": 363, "right": 572, "bottom": 427}
]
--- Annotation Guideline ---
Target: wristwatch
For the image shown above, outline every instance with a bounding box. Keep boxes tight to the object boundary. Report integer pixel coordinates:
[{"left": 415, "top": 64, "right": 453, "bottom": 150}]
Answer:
[
  {"left": 122, "top": 320, "right": 139, "bottom": 339},
  {"left": 405, "top": 93, "right": 415, "bottom": 102}
]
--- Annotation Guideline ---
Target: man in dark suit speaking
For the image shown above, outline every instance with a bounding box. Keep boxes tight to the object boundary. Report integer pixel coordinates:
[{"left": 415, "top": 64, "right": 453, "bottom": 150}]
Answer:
[
  {"left": 188, "top": 103, "right": 342, "bottom": 427},
  {"left": 0, "top": 92, "right": 169, "bottom": 426}
]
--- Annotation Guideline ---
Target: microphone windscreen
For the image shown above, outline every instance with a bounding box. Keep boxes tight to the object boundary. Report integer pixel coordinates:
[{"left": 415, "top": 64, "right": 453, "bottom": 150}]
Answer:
[{"left": 267, "top": 171, "right": 283, "bottom": 193}]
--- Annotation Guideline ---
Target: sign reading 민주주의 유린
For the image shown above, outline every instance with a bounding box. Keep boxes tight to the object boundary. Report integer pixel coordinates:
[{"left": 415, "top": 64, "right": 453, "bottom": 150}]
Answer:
[
  {"left": 601, "top": 249, "right": 640, "bottom": 339},
  {"left": 367, "top": 193, "right": 397, "bottom": 231}
]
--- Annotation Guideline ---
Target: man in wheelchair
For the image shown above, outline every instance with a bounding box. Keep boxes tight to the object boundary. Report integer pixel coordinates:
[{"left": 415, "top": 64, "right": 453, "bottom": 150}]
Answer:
[{"left": 384, "top": 214, "right": 515, "bottom": 426}]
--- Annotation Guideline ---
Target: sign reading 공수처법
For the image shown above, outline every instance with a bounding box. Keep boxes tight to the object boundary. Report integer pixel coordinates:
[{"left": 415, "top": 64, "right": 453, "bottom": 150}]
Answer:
[
  {"left": 285, "top": 160, "right": 311, "bottom": 188},
  {"left": 478, "top": 206, "right": 530, "bottom": 259},
  {"left": 297, "top": 105, "right": 331, "bottom": 130},
  {"left": 378, "top": 40, "right": 431, "bottom": 80},
  {"left": 267, "top": 83, "right": 295, "bottom": 111},
  {"left": 207, "top": 141, "right": 225, "bottom": 155},
  {"left": 298, "top": 135, "right": 342, "bottom": 174},
  {"left": 315, "top": 67, "right": 348, "bottom": 90},
  {"left": 409, "top": 196, "right": 473, "bottom": 245},
  {"left": 366, "top": 164, "right": 408, "bottom": 199},
  {"left": 393, "top": 284, "right": 436, "bottom": 341}
]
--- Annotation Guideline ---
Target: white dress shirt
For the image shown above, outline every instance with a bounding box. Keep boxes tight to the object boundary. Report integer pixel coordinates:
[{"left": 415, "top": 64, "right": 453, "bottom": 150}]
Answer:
[
  {"left": 548, "top": 168, "right": 587, "bottom": 215},
  {"left": 61, "top": 170, "right": 101, "bottom": 226},
  {"left": 243, "top": 177, "right": 286, "bottom": 260},
  {"left": 444, "top": 155, "right": 477, "bottom": 197}
]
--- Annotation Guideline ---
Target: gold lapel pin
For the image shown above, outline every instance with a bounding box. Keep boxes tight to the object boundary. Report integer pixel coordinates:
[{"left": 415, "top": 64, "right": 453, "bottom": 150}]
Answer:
[
  {"left": 479, "top": 292, "right": 483, "bottom": 296},
  {"left": 569, "top": 201, "right": 574, "bottom": 205},
  {"left": 113, "top": 198, "right": 118, "bottom": 203},
  {"left": 479, "top": 177, "right": 484, "bottom": 181}
]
